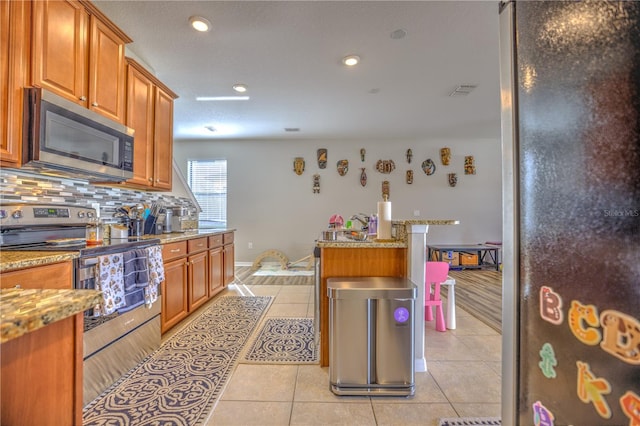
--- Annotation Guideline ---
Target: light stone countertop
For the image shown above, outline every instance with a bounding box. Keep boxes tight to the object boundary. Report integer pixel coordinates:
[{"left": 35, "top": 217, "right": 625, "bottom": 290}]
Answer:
[
  {"left": 316, "top": 219, "right": 459, "bottom": 248},
  {"left": 0, "top": 288, "right": 102, "bottom": 343}
]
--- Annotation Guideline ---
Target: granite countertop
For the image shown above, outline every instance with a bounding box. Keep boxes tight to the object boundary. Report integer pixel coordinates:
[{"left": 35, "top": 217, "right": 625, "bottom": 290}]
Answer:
[
  {"left": 0, "top": 251, "right": 78, "bottom": 273},
  {"left": 147, "top": 228, "right": 234, "bottom": 244},
  {"left": 0, "top": 288, "right": 102, "bottom": 343},
  {"left": 399, "top": 219, "right": 460, "bottom": 226},
  {"left": 316, "top": 238, "right": 407, "bottom": 248},
  {"left": 0, "top": 229, "right": 235, "bottom": 273},
  {"left": 316, "top": 219, "right": 459, "bottom": 248}
]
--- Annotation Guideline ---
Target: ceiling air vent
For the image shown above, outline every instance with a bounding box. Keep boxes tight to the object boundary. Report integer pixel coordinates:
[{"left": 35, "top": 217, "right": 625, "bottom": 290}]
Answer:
[
  {"left": 449, "top": 85, "right": 477, "bottom": 97},
  {"left": 284, "top": 128, "right": 300, "bottom": 132}
]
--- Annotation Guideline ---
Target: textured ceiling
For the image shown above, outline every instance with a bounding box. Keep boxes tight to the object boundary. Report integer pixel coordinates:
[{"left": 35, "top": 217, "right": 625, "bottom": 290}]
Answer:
[{"left": 94, "top": 1, "right": 502, "bottom": 141}]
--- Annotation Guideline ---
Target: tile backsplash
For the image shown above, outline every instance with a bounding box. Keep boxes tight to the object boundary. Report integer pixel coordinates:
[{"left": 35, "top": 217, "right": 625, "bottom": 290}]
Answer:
[{"left": 0, "top": 169, "right": 198, "bottom": 219}]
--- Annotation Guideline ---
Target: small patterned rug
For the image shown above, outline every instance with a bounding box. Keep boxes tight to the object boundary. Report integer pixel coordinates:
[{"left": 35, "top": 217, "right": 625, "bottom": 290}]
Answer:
[
  {"left": 83, "top": 296, "right": 272, "bottom": 426},
  {"left": 242, "top": 317, "right": 317, "bottom": 364},
  {"left": 439, "top": 418, "right": 501, "bottom": 426}
]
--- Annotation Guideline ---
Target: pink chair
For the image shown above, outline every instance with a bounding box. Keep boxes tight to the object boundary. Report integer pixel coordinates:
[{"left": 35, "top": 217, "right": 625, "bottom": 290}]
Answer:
[{"left": 425, "top": 261, "right": 450, "bottom": 332}]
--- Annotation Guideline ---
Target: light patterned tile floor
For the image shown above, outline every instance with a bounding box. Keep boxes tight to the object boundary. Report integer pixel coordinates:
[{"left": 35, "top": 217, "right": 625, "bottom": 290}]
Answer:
[{"left": 169, "top": 282, "right": 501, "bottom": 426}]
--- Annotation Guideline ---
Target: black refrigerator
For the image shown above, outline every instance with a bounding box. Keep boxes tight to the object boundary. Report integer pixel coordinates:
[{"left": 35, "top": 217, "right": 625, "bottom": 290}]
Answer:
[{"left": 499, "top": 2, "right": 640, "bottom": 425}]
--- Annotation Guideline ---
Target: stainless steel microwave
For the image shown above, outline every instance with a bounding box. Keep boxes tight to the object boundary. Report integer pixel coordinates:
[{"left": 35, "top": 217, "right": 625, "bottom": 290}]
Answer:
[{"left": 22, "top": 88, "right": 134, "bottom": 182}]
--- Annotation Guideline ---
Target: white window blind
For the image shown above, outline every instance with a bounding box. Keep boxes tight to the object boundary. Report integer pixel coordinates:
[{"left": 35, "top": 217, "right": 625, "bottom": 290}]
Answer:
[{"left": 187, "top": 159, "right": 227, "bottom": 227}]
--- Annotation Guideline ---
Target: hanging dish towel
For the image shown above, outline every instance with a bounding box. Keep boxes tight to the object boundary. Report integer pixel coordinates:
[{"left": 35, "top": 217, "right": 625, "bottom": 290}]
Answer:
[
  {"left": 95, "top": 253, "right": 126, "bottom": 315},
  {"left": 123, "top": 249, "right": 149, "bottom": 291},
  {"left": 145, "top": 245, "right": 165, "bottom": 307},
  {"left": 119, "top": 249, "right": 150, "bottom": 313}
]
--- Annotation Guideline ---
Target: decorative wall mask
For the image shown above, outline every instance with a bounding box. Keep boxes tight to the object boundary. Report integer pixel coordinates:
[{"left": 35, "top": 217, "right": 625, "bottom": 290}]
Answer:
[
  {"left": 406, "top": 149, "right": 413, "bottom": 163},
  {"left": 293, "top": 157, "right": 305, "bottom": 175},
  {"left": 360, "top": 168, "right": 367, "bottom": 187},
  {"left": 360, "top": 148, "right": 366, "bottom": 162},
  {"left": 464, "top": 156, "right": 476, "bottom": 175},
  {"left": 382, "top": 180, "right": 390, "bottom": 199},
  {"left": 421, "top": 159, "right": 436, "bottom": 175},
  {"left": 448, "top": 173, "right": 458, "bottom": 187},
  {"left": 375, "top": 159, "right": 395, "bottom": 174},
  {"left": 440, "top": 147, "right": 451, "bottom": 165},
  {"left": 336, "top": 159, "right": 349, "bottom": 176},
  {"left": 406, "top": 170, "right": 413, "bottom": 184},
  {"left": 317, "top": 149, "right": 327, "bottom": 169},
  {"left": 313, "top": 174, "right": 320, "bottom": 193}
]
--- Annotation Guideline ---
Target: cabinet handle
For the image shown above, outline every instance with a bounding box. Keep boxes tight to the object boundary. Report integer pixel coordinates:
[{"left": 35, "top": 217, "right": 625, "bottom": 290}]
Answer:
[
  {"left": 91, "top": 102, "right": 98, "bottom": 107},
  {"left": 14, "top": 284, "right": 21, "bottom": 289},
  {"left": 79, "top": 96, "right": 87, "bottom": 101},
  {"left": 170, "top": 249, "right": 181, "bottom": 253},
  {"left": 149, "top": 178, "right": 153, "bottom": 182}
]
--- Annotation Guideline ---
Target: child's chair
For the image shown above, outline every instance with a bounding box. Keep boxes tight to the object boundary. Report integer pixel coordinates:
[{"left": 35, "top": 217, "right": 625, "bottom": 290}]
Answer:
[{"left": 425, "top": 261, "right": 450, "bottom": 332}]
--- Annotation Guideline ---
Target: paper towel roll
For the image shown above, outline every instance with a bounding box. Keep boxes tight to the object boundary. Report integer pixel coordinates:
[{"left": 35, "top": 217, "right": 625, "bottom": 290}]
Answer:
[{"left": 377, "top": 201, "right": 392, "bottom": 239}]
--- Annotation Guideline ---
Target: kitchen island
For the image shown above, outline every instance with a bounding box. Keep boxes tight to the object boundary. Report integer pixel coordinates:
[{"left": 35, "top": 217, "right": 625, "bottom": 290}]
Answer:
[
  {"left": 316, "top": 219, "right": 459, "bottom": 369},
  {"left": 0, "top": 288, "right": 102, "bottom": 426}
]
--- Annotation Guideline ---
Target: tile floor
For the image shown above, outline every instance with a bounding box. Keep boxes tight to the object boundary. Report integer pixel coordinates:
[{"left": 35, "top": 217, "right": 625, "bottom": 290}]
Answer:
[{"left": 163, "top": 282, "right": 502, "bottom": 426}]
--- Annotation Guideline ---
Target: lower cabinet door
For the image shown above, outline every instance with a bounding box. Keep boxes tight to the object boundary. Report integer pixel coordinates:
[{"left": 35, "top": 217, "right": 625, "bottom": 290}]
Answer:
[
  {"left": 223, "top": 244, "right": 235, "bottom": 287},
  {"left": 161, "top": 257, "right": 188, "bottom": 333},
  {"left": 208, "top": 246, "right": 224, "bottom": 297},
  {"left": 188, "top": 251, "right": 208, "bottom": 311}
]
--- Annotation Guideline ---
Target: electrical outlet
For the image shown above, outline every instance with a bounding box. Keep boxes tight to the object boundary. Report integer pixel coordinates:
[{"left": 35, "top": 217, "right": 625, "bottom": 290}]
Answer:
[
  {"left": 248, "top": 242, "right": 253, "bottom": 249},
  {"left": 413, "top": 210, "right": 420, "bottom": 217}
]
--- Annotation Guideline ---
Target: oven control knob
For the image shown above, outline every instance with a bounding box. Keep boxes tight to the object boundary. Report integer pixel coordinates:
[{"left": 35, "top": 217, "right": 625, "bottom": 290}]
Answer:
[
  {"left": 78, "top": 211, "right": 86, "bottom": 218},
  {"left": 11, "top": 210, "right": 22, "bottom": 219},
  {"left": 87, "top": 211, "right": 94, "bottom": 218}
]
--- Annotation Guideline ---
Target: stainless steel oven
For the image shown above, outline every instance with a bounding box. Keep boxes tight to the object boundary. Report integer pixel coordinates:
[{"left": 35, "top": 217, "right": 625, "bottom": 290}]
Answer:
[{"left": 0, "top": 203, "right": 163, "bottom": 406}]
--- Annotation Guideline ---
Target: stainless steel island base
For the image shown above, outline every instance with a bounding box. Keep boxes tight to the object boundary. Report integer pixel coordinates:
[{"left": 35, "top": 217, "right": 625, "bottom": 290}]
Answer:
[{"left": 328, "top": 277, "right": 417, "bottom": 397}]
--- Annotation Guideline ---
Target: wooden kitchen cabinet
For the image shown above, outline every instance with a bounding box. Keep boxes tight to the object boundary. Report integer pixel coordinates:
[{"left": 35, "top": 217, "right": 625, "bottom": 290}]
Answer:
[
  {"left": 187, "top": 238, "right": 209, "bottom": 312},
  {"left": 208, "top": 235, "right": 224, "bottom": 298},
  {"left": 223, "top": 232, "right": 235, "bottom": 287},
  {"left": 0, "top": 0, "right": 29, "bottom": 167},
  {"left": 124, "top": 58, "right": 178, "bottom": 190},
  {"left": 1, "top": 314, "right": 84, "bottom": 426},
  {"left": 0, "top": 261, "right": 73, "bottom": 289},
  {"left": 161, "top": 241, "right": 188, "bottom": 333},
  {"left": 31, "top": 0, "right": 131, "bottom": 123}
]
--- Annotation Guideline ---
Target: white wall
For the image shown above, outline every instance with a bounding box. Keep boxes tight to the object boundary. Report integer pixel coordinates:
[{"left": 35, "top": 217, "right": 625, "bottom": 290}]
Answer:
[{"left": 173, "top": 137, "right": 502, "bottom": 263}]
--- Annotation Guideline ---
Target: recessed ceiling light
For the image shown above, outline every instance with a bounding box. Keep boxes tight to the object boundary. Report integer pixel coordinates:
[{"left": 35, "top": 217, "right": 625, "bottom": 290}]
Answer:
[
  {"left": 232, "top": 83, "right": 248, "bottom": 93},
  {"left": 204, "top": 126, "right": 216, "bottom": 132},
  {"left": 189, "top": 16, "right": 211, "bottom": 32},
  {"left": 196, "top": 96, "right": 250, "bottom": 101},
  {"left": 342, "top": 55, "right": 360, "bottom": 67}
]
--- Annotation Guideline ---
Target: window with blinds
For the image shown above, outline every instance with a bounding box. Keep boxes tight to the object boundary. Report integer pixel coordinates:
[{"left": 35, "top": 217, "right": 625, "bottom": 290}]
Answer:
[{"left": 187, "top": 159, "right": 227, "bottom": 227}]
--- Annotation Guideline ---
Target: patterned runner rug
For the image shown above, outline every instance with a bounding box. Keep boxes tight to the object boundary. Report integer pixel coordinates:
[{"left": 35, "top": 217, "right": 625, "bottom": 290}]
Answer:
[
  {"left": 439, "top": 417, "right": 501, "bottom": 426},
  {"left": 445, "top": 270, "right": 502, "bottom": 332},
  {"left": 242, "top": 317, "right": 317, "bottom": 364},
  {"left": 83, "top": 296, "right": 272, "bottom": 426}
]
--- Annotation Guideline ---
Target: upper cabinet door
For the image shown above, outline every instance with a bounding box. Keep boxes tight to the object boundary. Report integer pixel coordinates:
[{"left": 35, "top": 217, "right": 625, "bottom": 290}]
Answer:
[
  {"left": 88, "top": 15, "right": 126, "bottom": 123},
  {"left": 32, "top": 0, "right": 88, "bottom": 104},
  {"left": 153, "top": 87, "right": 175, "bottom": 190},
  {"left": 1, "top": 0, "right": 29, "bottom": 167},
  {"left": 125, "top": 62, "right": 155, "bottom": 187}
]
